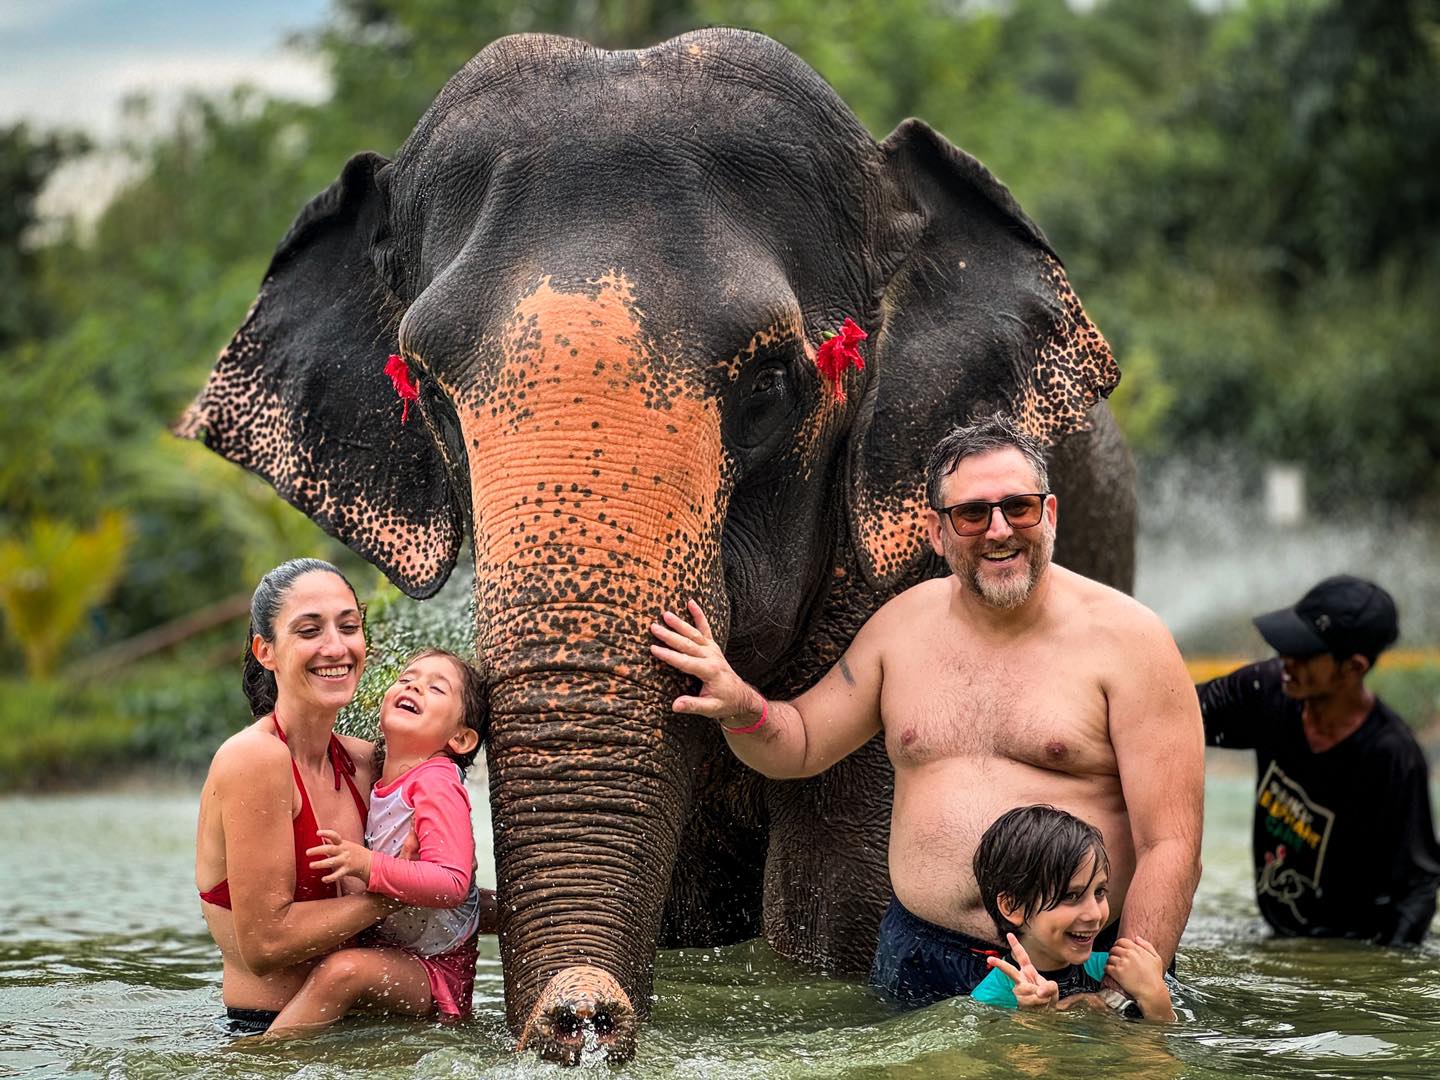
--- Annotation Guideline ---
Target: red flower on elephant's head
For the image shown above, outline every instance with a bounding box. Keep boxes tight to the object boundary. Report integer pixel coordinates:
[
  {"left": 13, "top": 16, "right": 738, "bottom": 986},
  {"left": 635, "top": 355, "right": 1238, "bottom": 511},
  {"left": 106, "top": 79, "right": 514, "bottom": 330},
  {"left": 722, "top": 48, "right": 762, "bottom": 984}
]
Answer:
[
  {"left": 814, "top": 317, "right": 867, "bottom": 402},
  {"left": 385, "top": 354, "right": 420, "bottom": 423}
]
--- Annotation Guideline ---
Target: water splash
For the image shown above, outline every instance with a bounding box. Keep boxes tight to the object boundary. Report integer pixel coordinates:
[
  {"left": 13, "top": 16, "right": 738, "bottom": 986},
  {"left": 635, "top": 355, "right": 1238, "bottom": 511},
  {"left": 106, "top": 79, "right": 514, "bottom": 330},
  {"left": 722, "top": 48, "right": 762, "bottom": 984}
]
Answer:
[{"left": 1134, "top": 457, "right": 1440, "bottom": 652}]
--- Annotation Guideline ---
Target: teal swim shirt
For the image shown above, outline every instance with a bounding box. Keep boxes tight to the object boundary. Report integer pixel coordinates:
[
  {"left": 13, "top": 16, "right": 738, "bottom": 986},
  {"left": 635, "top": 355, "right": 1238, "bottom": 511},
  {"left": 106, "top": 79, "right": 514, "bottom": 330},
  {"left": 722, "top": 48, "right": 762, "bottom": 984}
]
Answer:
[{"left": 970, "top": 950, "right": 1109, "bottom": 1009}]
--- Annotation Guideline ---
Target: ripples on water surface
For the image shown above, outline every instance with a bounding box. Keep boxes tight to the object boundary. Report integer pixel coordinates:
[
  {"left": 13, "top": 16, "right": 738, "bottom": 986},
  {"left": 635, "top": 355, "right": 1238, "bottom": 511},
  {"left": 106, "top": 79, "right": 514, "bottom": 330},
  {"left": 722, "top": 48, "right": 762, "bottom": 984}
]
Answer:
[{"left": 3, "top": 771, "right": 1436, "bottom": 1079}]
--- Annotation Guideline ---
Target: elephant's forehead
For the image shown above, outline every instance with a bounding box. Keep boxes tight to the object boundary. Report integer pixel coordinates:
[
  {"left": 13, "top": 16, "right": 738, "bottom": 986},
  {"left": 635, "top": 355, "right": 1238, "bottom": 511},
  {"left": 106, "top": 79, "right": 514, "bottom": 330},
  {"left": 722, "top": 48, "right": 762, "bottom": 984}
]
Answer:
[
  {"left": 453, "top": 271, "right": 729, "bottom": 615},
  {"left": 406, "top": 39, "right": 871, "bottom": 215},
  {"left": 427, "top": 30, "right": 866, "bottom": 154},
  {"left": 493, "top": 272, "right": 685, "bottom": 404},
  {"left": 510, "top": 272, "right": 639, "bottom": 353}
]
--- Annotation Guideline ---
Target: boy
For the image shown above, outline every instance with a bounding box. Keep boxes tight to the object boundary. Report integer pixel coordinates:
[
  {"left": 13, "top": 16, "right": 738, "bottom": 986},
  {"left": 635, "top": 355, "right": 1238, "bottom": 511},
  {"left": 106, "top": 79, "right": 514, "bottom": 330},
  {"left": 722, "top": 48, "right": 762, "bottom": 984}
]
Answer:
[{"left": 971, "top": 804, "right": 1175, "bottom": 1021}]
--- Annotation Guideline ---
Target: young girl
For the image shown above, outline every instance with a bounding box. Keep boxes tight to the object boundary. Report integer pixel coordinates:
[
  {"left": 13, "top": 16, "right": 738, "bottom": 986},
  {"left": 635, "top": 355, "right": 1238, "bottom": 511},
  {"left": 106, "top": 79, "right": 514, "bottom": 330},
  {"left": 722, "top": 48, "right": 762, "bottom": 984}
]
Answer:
[
  {"left": 970, "top": 804, "right": 1175, "bottom": 1022},
  {"left": 265, "top": 648, "right": 495, "bottom": 1035}
]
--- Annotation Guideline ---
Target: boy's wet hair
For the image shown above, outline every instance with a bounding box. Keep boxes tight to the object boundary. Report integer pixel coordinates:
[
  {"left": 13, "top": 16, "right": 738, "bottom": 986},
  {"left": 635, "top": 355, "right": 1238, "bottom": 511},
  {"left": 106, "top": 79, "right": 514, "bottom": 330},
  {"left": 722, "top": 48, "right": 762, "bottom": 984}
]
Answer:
[
  {"left": 973, "top": 804, "right": 1110, "bottom": 943},
  {"left": 405, "top": 648, "right": 489, "bottom": 772}
]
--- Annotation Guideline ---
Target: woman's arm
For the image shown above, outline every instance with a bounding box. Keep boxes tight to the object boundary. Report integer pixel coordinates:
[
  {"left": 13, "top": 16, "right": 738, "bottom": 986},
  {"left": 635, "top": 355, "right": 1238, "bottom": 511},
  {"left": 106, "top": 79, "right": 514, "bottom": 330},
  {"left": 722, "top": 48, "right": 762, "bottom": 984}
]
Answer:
[{"left": 217, "top": 737, "right": 395, "bottom": 974}]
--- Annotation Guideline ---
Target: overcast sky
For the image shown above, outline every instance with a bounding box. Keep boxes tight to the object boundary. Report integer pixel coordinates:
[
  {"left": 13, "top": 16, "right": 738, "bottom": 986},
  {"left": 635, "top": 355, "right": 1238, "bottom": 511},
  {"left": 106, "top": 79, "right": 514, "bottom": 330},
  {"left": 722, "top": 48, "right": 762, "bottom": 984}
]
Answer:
[
  {"left": 2, "top": 0, "right": 331, "bottom": 138},
  {"left": 4, "top": 0, "right": 333, "bottom": 220}
]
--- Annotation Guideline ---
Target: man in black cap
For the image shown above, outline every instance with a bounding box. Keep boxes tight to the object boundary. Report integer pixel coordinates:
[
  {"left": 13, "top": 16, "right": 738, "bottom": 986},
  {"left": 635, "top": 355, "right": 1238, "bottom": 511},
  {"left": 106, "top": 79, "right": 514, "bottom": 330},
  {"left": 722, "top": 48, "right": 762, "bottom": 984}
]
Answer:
[{"left": 1199, "top": 575, "right": 1440, "bottom": 944}]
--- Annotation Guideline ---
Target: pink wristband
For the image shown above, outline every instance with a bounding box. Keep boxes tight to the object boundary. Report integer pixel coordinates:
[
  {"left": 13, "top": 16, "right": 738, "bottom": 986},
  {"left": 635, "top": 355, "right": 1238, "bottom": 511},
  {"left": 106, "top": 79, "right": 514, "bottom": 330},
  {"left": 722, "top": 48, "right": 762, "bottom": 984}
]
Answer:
[{"left": 722, "top": 697, "right": 768, "bottom": 735}]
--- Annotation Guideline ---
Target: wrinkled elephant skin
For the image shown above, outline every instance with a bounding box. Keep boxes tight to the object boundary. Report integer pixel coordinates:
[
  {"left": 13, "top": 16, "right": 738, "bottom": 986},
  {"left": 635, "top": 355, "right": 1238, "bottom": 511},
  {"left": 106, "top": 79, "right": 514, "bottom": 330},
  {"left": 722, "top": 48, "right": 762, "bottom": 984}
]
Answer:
[{"left": 178, "top": 29, "right": 1136, "bottom": 1061}]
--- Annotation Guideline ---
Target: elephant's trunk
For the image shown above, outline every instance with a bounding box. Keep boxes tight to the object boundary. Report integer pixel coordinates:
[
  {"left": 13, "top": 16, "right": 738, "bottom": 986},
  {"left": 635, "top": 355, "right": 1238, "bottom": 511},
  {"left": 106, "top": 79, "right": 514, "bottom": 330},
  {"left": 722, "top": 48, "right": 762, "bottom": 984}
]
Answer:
[
  {"left": 519, "top": 966, "right": 635, "bottom": 1065},
  {"left": 486, "top": 662, "right": 692, "bottom": 1062},
  {"left": 455, "top": 272, "right": 733, "bottom": 1061}
]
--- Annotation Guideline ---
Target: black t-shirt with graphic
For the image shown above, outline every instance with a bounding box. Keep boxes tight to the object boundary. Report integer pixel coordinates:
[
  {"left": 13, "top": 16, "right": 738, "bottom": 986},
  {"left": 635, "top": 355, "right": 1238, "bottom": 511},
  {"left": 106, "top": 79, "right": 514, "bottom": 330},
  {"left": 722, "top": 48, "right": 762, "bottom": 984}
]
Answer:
[{"left": 1199, "top": 659, "right": 1440, "bottom": 944}]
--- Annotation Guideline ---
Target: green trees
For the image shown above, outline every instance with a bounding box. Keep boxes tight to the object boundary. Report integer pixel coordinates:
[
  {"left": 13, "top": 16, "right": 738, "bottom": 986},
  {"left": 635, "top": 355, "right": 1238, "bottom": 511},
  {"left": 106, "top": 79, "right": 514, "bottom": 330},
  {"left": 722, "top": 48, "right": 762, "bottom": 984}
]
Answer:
[
  {"left": 1108, "top": 0, "right": 1440, "bottom": 500},
  {"left": 0, "top": 514, "right": 130, "bottom": 678},
  {"left": 0, "top": 97, "right": 371, "bottom": 772},
  {"left": 0, "top": 125, "right": 89, "bottom": 349},
  {"left": 2, "top": 0, "right": 1437, "bottom": 777}
]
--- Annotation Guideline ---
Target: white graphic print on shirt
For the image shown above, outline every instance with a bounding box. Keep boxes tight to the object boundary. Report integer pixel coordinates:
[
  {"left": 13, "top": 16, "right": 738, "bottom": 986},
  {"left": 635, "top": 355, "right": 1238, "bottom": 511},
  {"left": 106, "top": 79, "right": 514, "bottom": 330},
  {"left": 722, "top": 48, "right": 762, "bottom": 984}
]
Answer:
[{"left": 1255, "top": 761, "right": 1337, "bottom": 924}]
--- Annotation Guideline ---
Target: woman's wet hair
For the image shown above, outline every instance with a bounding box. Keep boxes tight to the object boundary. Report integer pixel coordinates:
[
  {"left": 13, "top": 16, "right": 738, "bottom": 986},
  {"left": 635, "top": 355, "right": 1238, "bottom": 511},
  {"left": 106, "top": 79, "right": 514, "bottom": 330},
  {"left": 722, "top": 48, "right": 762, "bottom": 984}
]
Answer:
[
  {"left": 241, "top": 558, "right": 360, "bottom": 717},
  {"left": 973, "top": 804, "right": 1110, "bottom": 943},
  {"left": 382, "top": 648, "right": 489, "bottom": 774}
]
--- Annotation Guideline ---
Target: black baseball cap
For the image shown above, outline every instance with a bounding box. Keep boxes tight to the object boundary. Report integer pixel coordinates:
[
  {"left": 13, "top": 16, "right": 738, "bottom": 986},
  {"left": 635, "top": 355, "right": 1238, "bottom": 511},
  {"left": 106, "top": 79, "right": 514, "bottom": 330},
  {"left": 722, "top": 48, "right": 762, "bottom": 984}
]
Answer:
[{"left": 1253, "top": 575, "right": 1399, "bottom": 661}]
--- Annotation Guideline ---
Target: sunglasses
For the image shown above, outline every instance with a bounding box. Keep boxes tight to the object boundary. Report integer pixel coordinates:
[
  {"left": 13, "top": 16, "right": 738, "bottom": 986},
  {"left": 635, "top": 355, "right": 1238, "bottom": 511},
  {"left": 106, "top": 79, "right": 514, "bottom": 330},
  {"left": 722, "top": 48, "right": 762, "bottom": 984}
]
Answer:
[{"left": 934, "top": 493, "right": 1050, "bottom": 536}]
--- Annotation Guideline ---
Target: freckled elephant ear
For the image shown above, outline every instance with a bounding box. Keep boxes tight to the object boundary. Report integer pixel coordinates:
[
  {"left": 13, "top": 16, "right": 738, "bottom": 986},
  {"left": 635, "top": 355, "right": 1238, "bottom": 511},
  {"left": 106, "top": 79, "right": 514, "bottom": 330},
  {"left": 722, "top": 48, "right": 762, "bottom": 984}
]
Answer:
[
  {"left": 846, "top": 118, "right": 1121, "bottom": 589},
  {"left": 174, "top": 152, "right": 465, "bottom": 599}
]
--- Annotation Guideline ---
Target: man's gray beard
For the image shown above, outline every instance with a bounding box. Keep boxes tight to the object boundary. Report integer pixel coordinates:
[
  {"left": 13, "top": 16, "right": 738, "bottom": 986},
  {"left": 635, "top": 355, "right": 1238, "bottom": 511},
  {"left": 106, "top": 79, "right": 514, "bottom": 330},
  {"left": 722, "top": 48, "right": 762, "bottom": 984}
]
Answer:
[{"left": 952, "top": 525, "right": 1055, "bottom": 611}]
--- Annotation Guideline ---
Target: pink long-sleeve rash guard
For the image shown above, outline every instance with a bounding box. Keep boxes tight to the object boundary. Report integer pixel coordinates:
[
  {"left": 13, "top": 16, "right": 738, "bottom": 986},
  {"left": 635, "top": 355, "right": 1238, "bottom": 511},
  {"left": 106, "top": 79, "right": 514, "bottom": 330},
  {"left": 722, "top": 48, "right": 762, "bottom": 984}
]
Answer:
[{"left": 366, "top": 757, "right": 475, "bottom": 908}]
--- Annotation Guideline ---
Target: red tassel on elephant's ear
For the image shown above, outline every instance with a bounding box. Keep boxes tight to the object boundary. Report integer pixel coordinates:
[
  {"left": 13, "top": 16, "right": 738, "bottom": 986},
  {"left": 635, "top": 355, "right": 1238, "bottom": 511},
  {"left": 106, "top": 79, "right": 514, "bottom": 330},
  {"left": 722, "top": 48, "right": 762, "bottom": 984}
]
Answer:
[
  {"left": 814, "top": 317, "right": 868, "bottom": 402},
  {"left": 385, "top": 354, "right": 420, "bottom": 424}
]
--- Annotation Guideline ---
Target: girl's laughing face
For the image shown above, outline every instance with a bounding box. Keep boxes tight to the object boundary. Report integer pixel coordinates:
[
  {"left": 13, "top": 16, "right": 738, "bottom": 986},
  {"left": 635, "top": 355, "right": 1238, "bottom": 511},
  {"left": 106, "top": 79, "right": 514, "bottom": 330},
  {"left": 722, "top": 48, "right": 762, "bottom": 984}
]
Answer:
[{"left": 380, "top": 653, "right": 470, "bottom": 760}]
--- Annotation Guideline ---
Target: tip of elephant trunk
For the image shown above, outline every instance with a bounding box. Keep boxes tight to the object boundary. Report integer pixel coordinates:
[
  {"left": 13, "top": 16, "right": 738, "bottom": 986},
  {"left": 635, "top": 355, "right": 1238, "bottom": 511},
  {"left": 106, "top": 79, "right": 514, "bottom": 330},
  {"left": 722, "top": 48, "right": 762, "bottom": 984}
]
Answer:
[{"left": 517, "top": 965, "right": 638, "bottom": 1066}]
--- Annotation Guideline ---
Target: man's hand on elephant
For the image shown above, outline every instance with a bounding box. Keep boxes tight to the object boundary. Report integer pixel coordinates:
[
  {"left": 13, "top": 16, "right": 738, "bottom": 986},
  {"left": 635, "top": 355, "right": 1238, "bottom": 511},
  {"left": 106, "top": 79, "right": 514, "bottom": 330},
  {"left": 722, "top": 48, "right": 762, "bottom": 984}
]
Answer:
[{"left": 650, "top": 600, "right": 764, "bottom": 725}]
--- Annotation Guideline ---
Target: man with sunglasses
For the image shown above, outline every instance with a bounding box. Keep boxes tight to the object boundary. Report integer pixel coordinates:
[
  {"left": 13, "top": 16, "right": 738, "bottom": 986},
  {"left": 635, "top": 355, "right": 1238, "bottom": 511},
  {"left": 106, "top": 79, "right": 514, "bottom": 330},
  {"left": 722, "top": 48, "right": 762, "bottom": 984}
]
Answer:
[
  {"left": 652, "top": 413, "right": 1203, "bottom": 1009},
  {"left": 1200, "top": 576, "right": 1440, "bottom": 944}
]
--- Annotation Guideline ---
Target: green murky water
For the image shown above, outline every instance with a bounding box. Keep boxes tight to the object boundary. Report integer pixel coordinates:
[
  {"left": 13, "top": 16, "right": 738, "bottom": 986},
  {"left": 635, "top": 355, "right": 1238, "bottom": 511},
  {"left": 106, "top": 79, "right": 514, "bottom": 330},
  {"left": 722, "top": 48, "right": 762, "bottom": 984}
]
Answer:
[{"left": 3, "top": 767, "right": 1437, "bottom": 1079}]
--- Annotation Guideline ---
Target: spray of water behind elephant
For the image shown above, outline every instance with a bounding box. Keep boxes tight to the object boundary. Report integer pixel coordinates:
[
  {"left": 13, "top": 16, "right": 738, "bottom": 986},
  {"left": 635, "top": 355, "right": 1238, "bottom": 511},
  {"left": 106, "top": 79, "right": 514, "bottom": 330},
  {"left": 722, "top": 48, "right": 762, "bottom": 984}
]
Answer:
[{"left": 1134, "top": 455, "right": 1440, "bottom": 654}]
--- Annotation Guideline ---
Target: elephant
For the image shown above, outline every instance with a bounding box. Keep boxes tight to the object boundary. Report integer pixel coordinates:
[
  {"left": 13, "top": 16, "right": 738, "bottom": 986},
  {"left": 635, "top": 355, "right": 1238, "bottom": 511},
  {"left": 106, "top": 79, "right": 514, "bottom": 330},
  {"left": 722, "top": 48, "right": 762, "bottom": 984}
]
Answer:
[{"left": 178, "top": 28, "right": 1135, "bottom": 1063}]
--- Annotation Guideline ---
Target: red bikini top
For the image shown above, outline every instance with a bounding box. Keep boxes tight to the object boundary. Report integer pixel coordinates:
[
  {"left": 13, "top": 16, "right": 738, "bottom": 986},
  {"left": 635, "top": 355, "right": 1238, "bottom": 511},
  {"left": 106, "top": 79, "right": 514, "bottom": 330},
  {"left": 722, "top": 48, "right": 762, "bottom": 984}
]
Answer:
[{"left": 198, "top": 716, "right": 368, "bottom": 910}]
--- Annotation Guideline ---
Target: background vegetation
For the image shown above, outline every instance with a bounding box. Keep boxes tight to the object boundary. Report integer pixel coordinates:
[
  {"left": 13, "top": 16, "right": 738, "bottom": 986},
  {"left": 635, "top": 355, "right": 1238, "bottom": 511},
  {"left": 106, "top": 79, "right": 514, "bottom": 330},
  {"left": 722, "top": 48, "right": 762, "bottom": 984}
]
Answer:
[{"left": 3, "top": 0, "right": 1437, "bottom": 787}]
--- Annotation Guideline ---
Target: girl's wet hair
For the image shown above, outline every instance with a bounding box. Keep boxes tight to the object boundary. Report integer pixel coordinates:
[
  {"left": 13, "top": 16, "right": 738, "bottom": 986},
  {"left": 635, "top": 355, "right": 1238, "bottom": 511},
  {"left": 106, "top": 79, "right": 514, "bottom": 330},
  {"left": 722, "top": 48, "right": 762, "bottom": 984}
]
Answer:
[
  {"left": 403, "top": 648, "right": 489, "bottom": 772},
  {"left": 973, "top": 804, "right": 1110, "bottom": 942},
  {"left": 241, "top": 558, "right": 360, "bottom": 717}
]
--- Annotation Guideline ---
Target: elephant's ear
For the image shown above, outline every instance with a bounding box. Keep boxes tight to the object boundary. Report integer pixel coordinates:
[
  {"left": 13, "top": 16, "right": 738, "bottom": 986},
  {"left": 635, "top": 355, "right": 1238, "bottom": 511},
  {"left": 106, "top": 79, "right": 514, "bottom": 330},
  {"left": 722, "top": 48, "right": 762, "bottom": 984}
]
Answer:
[
  {"left": 847, "top": 119, "right": 1119, "bottom": 588},
  {"left": 175, "top": 152, "right": 464, "bottom": 599}
]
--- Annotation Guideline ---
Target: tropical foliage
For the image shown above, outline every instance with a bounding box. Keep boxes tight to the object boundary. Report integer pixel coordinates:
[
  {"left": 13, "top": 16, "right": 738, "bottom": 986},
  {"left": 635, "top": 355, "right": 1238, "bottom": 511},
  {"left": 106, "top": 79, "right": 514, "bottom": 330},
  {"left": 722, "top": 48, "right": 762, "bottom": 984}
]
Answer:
[{"left": 2, "top": 0, "right": 1436, "bottom": 782}]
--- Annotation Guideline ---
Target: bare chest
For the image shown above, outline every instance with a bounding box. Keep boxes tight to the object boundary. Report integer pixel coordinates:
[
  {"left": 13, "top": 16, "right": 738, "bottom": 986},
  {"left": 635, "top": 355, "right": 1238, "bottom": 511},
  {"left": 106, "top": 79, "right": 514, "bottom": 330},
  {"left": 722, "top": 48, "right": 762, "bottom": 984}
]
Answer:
[
  {"left": 293, "top": 773, "right": 366, "bottom": 842},
  {"left": 881, "top": 642, "right": 1114, "bottom": 776}
]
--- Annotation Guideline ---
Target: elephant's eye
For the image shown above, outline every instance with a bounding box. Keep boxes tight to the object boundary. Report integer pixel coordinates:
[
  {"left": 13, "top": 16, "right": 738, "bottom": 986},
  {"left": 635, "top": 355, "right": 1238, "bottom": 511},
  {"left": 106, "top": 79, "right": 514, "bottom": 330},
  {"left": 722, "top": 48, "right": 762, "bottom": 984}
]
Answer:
[
  {"left": 728, "top": 359, "right": 796, "bottom": 454},
  {"left": 750, "top": 365, "right": 783, "bottom": 396}
]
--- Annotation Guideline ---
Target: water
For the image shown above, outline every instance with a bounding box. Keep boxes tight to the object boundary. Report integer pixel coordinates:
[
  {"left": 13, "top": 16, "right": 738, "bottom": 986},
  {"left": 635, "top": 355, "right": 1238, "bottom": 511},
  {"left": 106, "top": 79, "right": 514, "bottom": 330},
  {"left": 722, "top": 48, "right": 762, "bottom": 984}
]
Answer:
[
  {"left": 1132, "top": 461, "right": 1440, "bottom": 652},
  {"left": 3, "top": 769, "right": 1437, "bottom": 1079}
]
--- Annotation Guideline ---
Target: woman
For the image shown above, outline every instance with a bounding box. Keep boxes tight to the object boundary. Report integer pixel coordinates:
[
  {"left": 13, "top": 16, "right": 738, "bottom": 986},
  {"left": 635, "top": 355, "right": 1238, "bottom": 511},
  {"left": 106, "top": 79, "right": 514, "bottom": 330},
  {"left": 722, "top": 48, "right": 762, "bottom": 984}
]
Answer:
[{"left": 195, "top": 558, "right": 395, "bottom": 1034}]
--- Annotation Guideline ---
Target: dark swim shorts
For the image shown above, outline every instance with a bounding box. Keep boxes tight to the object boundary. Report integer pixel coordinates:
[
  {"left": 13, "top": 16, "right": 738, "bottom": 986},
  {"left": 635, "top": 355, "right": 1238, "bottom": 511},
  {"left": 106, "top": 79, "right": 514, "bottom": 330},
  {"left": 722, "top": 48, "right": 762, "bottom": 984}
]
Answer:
[
  {"left": 223, "top": 1007, "right": 279, "bottom": 1036},
  {"left": 869, "top": 895, "right": 1121, "bottom": 1008}
]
